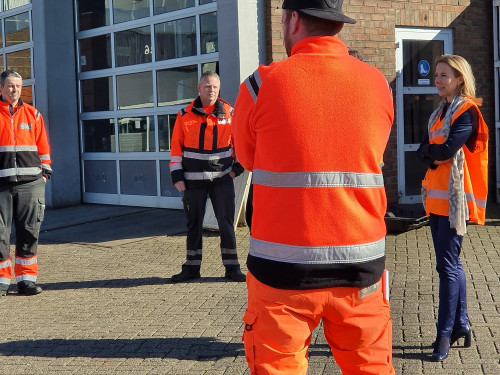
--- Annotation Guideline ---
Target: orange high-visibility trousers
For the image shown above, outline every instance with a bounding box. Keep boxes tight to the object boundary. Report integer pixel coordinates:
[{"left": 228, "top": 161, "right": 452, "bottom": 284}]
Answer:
[{"left": 242, "top": 272, "right": 395, "bottom": 375}]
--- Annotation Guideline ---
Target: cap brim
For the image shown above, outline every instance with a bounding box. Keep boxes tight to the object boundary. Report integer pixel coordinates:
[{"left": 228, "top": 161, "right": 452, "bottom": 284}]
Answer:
[{"left": 300, "top": 9, "right": 356, "bottom": 24}]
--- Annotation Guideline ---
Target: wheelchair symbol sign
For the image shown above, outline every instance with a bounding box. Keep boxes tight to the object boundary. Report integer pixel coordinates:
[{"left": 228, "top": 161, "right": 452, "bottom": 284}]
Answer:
[{"left": 418, "top": 60, "right": 430, "bottom": 77}]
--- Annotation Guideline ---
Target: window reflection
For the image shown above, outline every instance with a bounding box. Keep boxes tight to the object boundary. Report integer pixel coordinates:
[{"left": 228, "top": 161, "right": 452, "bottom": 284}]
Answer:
[
  {"left": 3, "top": 0, "right": 29, "bottom": 11},
  {"left": 78, "top": 0, "right": 110, "bottom": 31},
  {"left": 113, "top": 0, "right": 149, "bottom": 24},
  {"left": 118, "top": 116, "right": 155, "bottom": 152},
  {"left": 153, "top": 0, "right": 194, "bottom": 15},
  {"left": 115, "top": 26, "right": 152, "bottom": 67},
  {"left": 117, "top": 71, "right": 153, "bottom": 109},
  {"left": 83, "top": 119, "right": 116, "bottom": 152},
  {"left": 79, "top": 34, "right": 112, "bottom": 72},
  {"left": 5, "top": 12, "right": 30, "bottom": 47},
  {"left": 20, "top": 84, "right": 32, "bottom": 105},
  {"left": 157, "top": 65, "right": 197, "bottom": 106},
  {"left": 403, "top": 94, "right": 441, "bottom": 144},
  {"left": 199, "top": 0, "right": 216, "bottom": 4},
  {"left": 155, "top": 17, "right": 196, "bottom": 61},
  {"left": 6, "top": 48, "right": 31, "bottom": 79},
  {"left": 158, "top": 114, "right": 177, "bottom": 151},
  {"left": 200, "top": 12, "right": 217, "bottom": 54},
  {"left": 202, "top": 61, "right": 219, "bottom": 75},
  {"left": 81, "top": 77, "right": 113, "bottom": 112}
]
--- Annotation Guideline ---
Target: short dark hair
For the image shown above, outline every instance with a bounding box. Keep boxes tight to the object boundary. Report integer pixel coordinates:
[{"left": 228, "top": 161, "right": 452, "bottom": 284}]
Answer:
[
  {"left": 199, "top": 71, "right": 219, "bottom": 83},
  {"left": 285, "top": 9, "right": 344, "bottom": 36},
  {"left": 0, "top": 70, "right": 22, "bottom": 85}
]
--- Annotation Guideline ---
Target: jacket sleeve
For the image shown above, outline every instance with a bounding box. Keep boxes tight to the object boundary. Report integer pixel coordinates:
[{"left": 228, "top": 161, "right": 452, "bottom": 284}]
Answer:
[
  {"left": 169, "top": 111, "right": 185, "bottom": 184},
  {"left": 34, "top": 110, "right": 52, "bottom": 179},
  {"left": 232, "top": 77, "right": 258, "bottom": 172},
  {"left": 419, "top": 109, "right": 476, "bottom": 162}
]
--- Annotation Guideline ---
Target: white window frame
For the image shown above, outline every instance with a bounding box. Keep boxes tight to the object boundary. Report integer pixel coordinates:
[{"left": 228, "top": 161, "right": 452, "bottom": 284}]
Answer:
[{"left": 395, "top": 27, "right": 453, "bottom": 204}]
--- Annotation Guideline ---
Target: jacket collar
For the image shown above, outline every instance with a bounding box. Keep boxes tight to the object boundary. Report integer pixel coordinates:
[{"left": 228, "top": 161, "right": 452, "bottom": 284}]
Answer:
[
  {"left": 290, "top": 35, "right": 349, "bottom": 57},
  {"left": 191, "top": 96, "right": 226, "bottom": 118}
]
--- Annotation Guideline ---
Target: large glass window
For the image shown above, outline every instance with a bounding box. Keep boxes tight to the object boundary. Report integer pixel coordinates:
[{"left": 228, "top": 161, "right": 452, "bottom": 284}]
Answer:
[
  {"left": 200, "top": 12, "right": 217, "bottom": 54},
  {"left": 158, "top": 114, "right": 177, "bottom": 151},
  {"left": 154, "top": 0, "right": 194, "bottom": 15},
  {"left": 157, "top": 65, "right": 197, "bottom": 106},
  {"left": 78, "top": 0, "right": 110, "bottom": 31},
  {"left": 155, "top": 17, "right": 196, "bottom": 61},
  {"left": 6, "top": 48, "right": 31, "bottom": 78},
  {"left": 3, "top": 0, "right": 29, "bottom": 11},
  {"left": 113, "top": 0, "right": 150, "bottom": 24},
  {"left": 117, "top": 71, "right": 153, "bottom": 109},
  {"left": 118, "top": 116, "right": 155, "bottom": 152},
  {"left": 79, "top": 34, "right": 112, "bottom": 72},
  {"left": 115, "top": 26, "right": 152, "bottom": 67},
  {"left": 20, "top": 84, "right": 32, "bottom": 104},
  {"left": 81, "top": 77, "right": 113, "bottom": 112},
  {"left": 4, "top": 12, "right": 30, "bottom": 47},
  {"left": 83, "top": 119, "right": 116, "bottom": 152},
  {"left": 199, "top": 0, "right": 216, "bottom": 4}
]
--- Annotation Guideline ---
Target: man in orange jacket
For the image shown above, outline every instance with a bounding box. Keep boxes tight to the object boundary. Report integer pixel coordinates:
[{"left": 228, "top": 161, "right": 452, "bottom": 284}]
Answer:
[
  {"left": 233, "top": 1, "right": 395, "bottom": 374},
  {"left": 0, "top": 70, "right": 52, "bottom": 296},
  {"left": 170, "top": 72, "right": 246, "bottom": 283}
]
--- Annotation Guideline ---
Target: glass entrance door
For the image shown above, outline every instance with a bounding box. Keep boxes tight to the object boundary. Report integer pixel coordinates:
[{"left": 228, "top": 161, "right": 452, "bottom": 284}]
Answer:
[{"left": 395, "top": 28, "right": 453, "bottom": 204}]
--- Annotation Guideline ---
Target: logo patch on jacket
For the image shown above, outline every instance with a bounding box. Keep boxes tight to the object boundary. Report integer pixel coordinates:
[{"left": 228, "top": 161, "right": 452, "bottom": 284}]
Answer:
[
  {"left": 218, "top": 118, "right": 231, "bottom": 125},
  {"left": 19, "top": 122, "right": 32, "bottom": 131}
]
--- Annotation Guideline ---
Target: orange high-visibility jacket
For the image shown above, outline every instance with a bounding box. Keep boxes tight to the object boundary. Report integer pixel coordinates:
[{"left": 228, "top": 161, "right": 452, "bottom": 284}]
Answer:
[
  {"left": 169, "top": 97, "right": 243, "bottom": 189},
  {"left": 233, "top": 36, "right": 394, "bottom": 289},
  {"left": 0, "top": 98, "right": 52, "bottom": 182},
  {"left": 422, "top": 99, "right": 488, "bottom": 224}
]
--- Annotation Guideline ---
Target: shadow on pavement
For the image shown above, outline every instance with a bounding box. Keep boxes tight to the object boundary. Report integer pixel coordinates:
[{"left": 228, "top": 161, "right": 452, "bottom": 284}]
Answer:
[{"left": 0, "top": 338, "right": 243, "bottom": 359}]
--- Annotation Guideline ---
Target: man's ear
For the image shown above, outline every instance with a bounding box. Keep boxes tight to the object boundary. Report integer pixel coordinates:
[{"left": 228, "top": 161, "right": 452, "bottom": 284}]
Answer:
[{"left": 290, "top": 10, "right": 301, "bottom": 35}]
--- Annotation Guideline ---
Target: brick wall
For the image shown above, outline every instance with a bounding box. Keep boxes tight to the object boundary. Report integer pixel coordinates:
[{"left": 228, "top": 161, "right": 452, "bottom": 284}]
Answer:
[{"left": 265, "top": 0, "right": 495, "bottom": 206}]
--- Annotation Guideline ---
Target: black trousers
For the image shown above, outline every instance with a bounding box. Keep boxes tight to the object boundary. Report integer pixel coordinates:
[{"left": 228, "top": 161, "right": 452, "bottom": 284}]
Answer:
[
  {"left": 0, "top": 178, "right": 45, "bottom": 285},
  {"left": 182, "top": 175, "right": 239, "bottom": 271}
]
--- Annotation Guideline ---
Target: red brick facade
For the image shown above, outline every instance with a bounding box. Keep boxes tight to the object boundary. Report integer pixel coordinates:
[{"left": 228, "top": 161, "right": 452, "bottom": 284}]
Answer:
[{"left": 265, "top": 0, "right": 495, "bottom": 207}]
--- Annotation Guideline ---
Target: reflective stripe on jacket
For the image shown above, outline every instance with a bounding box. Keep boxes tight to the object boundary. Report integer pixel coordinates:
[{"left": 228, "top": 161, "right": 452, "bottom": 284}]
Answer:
[
  {"left": 233, "top": 36, "right": 394, "bottom": 289},
  {"left": 0, "top": 98, "right": 52, "bottom": 182},
  {"left": 169, "top": 97, "right": 242, "bottom": 188},
  {"left": 422, "top": 99, "right": 488, "bottom": 224}
]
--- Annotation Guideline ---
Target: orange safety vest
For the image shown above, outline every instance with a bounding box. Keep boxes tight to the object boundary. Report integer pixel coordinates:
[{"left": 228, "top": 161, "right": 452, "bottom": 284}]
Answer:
[
  {"left": 233, "top": 36, "right": 394, "bottom": 289},
  {"left": 422, "top": 99, "right": 488, "bottom": 224},
  {"left": 169, "top": 97, "right": 240, "bottom": 188},
  {"left": 0, "top": 98, "right": 52, "bottom": 182}
]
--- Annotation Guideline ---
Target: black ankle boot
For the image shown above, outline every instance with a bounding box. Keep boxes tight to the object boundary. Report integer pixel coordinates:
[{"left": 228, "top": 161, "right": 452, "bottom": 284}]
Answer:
[
  {"left": 432, "top": 336, "right": 450, "bottom": 361},
  {"left": 450, "top": 324, "right": 471, "bottom": 347}
]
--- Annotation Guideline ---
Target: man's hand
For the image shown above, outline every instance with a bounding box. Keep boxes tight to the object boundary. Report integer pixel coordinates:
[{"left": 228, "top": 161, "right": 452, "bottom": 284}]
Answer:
[
  {"left": 229, "top": 171, "right": 236, "bottom": 179},
  {"left": 42, "top": 176, "right": 47, "bottom": 183},
  {"left": 174, "top": 181, "right": 186, "bottom": 192}
]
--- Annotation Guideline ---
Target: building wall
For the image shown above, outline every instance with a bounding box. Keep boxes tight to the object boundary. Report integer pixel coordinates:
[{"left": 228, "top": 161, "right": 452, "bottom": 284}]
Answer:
[{"left": 266, "top": 0, "right": 495, "bottom": 206}]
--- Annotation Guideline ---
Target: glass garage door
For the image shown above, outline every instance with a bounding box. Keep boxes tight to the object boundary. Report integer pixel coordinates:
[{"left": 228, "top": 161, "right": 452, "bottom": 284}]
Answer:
[{"left": 75, "top": 0, "right": 218, "bottom": 208}]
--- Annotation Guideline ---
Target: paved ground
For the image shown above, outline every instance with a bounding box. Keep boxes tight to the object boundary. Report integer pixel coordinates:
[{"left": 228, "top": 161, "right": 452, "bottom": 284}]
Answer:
[{"left": 0, "top": 204, "right": 499, "bottom": 374}]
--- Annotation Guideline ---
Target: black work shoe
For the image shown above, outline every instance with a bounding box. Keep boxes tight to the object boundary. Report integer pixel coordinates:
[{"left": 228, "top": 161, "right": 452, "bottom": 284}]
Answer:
[
  {"left": 18, "top": 282, "right": 43, "bottom": 296},
  {"left": 171, "top": 269, "right": 201, "bottom": 283},
  {"left": 225, "top": 268, "right": 246, "bottom": 282}
]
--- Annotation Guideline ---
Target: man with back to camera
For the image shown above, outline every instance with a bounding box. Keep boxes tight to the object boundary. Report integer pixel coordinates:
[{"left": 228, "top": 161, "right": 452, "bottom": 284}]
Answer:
[
  {"left": 0, "top": 70, "right": 52, "bottom": 296},
  {"left": 170, "top": 71, "right": 246, "bottom": 283},
  {"left": 233, "top": 1, "right": 395, "bottom": 374}
]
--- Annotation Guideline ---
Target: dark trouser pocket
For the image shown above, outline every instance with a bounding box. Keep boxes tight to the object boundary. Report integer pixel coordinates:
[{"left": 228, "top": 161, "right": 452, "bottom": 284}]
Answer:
[{"left": 242, "top": 309, "right": 258, "bottom": 374}]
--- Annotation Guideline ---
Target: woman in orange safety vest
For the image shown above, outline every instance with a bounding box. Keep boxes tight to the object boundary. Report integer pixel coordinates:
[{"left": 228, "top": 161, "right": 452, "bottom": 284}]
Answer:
[{"left": 417, "top": 54, "right": 488, "bottom": 362}]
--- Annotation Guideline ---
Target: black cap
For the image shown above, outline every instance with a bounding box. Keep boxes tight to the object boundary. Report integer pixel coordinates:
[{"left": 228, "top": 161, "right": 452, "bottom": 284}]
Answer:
[{"left": 282, "top": 0, "right": 356, "bottom": 24}]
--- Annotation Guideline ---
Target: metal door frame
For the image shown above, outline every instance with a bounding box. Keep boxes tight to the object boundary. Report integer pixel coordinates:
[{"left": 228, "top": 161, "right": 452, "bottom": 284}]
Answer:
[{"left": 395, "top": 28, "right": 453, "bottom": 204}]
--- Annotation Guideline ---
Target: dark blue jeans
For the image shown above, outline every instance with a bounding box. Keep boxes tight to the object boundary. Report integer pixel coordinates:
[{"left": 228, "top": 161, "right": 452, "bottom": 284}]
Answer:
[{"left": 429, "top": 214, "right": 468, "bottom": 337}]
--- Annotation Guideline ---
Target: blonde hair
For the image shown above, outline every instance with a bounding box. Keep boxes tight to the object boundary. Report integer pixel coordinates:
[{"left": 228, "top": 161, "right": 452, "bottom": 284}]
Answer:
[{"left": 435, "top": 54, "right": 482, "bottom": 106}]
